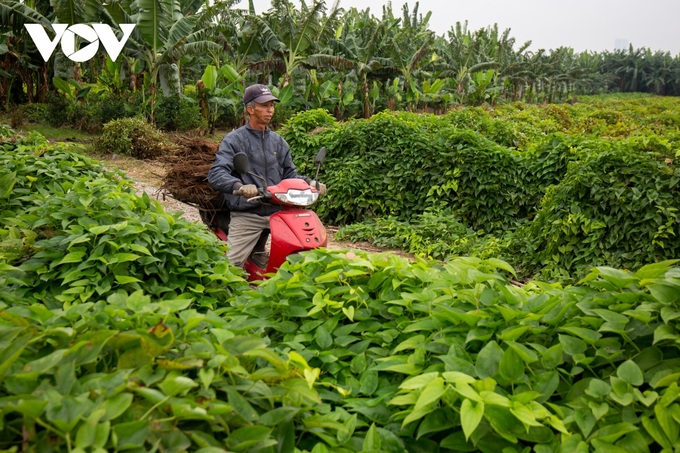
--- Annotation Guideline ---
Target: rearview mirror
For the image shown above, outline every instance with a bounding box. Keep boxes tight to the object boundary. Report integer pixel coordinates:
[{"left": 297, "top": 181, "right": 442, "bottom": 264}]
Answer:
[
  {"left": 233, "top": 153, "right": 250, "bottom": 174},
  {"left": 314, "top": 147, "right": 326, "bottom": 166}
]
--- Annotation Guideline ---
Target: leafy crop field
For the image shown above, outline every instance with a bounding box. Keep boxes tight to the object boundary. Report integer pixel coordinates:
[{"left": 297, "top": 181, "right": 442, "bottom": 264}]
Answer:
[
  {"left": 1, "top": 95, "right": 680, "bottom": 452},
  {"left": 284, "top": 95, "right": 680, "bottom": 281}
]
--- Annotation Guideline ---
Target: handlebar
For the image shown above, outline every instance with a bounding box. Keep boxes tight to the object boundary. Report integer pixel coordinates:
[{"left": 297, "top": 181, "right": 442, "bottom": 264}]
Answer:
[
  {"left": 232, "top": 188, "right": 270, "bottom": 202},
  {"left": 232, "top": 179, "right": 324, "bottom": 203}
]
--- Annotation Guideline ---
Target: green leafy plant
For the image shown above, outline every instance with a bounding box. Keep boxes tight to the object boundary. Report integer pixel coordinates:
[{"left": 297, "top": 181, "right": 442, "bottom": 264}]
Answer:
[
  {"left": 93, "top": 93, "right": 137, "bottom": 125},
  {"left": 516, "top": 146, "right": 680, "bottom": 279},
  {"left": 0, "top": 287, "right": 327, "bottom": 451},
  {"left": 335, "top": 209, "right": 482, "bottom": 260},
  {"left": 1, "top": 133, "right": 245, "bottom": 307},
  {"left": 197, "top": 63, "right": 244, "bottom": 133},
  {"left": 154, "top": 94, "right": 204, "bottom": 132},
  {"left": 2, "top": 132, "right": 680, "bottom": 451},
  {"left": 223, "top": 248, "right": 680, "bottom": 452},
  {"left": 284, "top": 98, "right": 680, "bottom": 281},
  {"left": 94, "top": 117, "right": 169, "bottom": 159},
  {"left": 17, "top": 103, "right": 50, "bottom": 124},
  {"left": 53, "top": 77, "right": 92, "bottom": 103},
  {"left": 281, "top": 108, "right": 338, "bottom": 163}
]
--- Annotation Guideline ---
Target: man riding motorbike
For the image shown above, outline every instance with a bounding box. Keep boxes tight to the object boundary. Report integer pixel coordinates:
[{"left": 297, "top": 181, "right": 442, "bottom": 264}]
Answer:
[{"left": 207, "top": 83, "right": 326, "bottom": 267}]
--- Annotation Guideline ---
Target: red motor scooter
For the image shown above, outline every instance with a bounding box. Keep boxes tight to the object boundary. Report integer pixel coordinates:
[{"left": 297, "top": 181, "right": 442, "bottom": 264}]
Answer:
[{"left": 202, "top": 148, "right": 327, "bottom": 281}]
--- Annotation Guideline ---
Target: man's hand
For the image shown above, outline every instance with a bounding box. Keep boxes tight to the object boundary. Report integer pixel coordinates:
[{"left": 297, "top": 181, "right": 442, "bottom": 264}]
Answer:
[{"left": 240, "top": 184, "right": 258, "bottom": 198}]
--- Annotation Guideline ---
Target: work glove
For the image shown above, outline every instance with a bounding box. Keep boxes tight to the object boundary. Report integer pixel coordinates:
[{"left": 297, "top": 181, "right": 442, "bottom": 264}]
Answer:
[
  {"left": 240, "top": 184, "right": 259, "bottom": 198},
  {"left": 311, "top": 180, "right": 327, "bottom": 195}
]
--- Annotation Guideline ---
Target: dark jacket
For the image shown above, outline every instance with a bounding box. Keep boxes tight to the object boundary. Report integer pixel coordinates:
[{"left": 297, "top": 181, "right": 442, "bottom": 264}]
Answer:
[{"left": 207, "top": 124, "right": 309, "bottom": 216}]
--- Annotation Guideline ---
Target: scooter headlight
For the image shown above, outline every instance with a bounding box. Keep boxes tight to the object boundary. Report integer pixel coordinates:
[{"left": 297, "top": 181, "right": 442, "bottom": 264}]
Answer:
[{"left": 274, "top": 188, "right": 318, "bottom": 206}]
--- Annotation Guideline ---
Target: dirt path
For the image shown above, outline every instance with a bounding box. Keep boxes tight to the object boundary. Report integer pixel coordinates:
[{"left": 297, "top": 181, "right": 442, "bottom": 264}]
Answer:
[{"left": 99, "top": 154, "right": 200, "bottom": 222}]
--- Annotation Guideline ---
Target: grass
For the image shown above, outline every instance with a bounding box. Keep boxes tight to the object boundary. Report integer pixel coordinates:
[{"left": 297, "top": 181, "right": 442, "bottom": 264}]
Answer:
[
  {"left": 14, "top": 123, "right": 98, "bottom": 144},
  {"left": 0, "top": 111, "right": 98, "bottom": 145}
]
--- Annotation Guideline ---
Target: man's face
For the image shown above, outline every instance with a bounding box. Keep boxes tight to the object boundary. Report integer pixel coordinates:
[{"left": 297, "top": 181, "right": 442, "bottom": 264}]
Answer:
[{"left": 248, "top": 100, "right": 276, "bottom": 126}]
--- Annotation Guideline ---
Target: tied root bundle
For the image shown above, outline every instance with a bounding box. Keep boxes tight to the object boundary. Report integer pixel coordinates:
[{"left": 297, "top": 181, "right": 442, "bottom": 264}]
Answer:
[{"left": 160, "top": 135, "right": 226, "bottom": 214}]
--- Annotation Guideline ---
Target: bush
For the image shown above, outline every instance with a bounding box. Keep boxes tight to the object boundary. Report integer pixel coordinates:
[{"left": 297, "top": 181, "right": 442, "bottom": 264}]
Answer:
[
  {"left": 224, "top": 249, "right": 680, "bottom": 452},
  {"left": 154, "top": 95, "right": 204, "bottom": 131},
  {"left": 65, "top": 101, "right": 99, "bottom": 132},
  {"left": 3, "top": 129, "right": 680, "bottom": 451},
  {"left": 299, "top": 112, "right": 581, "bottom": 231},
  {"left": 281, "top": 108, "right": 338, "bottom": 173},
  {"left": 515, "top": 146, "right": 680, "bottom": 279},
  {"left": 336, "top": 209, "right": 477, "bottom": 260},
  {"left": 95, "top": 117, "right": 169, "bottom": 159},
  {"left": 44, "top": 93, "right": 103, "bottom": 131},
  {"left": 94, "top": 93, "right": 136, "bottom": 125},
  {"left": 45, "top": 92, "right": 71, "bottom": 127},
  {"left": 18, "top": 103, "right": 50, "bottom": 123},
  {"left": 282, "top": 97, "right": 680, "bottom": 281},
  {"left": 310, "top": 111, "right": 438, "bottom": 225}
]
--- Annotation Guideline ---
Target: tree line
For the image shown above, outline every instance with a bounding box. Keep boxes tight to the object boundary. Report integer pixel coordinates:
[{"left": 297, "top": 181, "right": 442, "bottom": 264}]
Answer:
[{"left": 1, "top": 0, "right": 679, "bottom": 126}]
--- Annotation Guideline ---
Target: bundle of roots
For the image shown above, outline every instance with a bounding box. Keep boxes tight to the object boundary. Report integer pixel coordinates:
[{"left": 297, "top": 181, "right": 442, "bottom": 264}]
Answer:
[{"left": 159, "top": 135, "right": 226, "bottom": 213}]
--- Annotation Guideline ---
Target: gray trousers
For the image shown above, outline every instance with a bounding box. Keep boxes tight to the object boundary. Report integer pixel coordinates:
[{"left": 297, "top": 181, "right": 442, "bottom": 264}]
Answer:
[{"left": 227, "top": 211, "right": 270, "bottom": 267}]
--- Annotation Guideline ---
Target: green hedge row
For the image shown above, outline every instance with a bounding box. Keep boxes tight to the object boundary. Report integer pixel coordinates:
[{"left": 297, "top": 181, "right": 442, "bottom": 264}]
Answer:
[{"left": 284, "top": 96, "right": 680, "bottom": 279}]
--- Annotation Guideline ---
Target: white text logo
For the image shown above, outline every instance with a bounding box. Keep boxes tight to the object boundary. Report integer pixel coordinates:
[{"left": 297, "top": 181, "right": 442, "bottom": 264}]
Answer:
[{"left": 24, "top": 23, "right": 136, "bottom": 62}]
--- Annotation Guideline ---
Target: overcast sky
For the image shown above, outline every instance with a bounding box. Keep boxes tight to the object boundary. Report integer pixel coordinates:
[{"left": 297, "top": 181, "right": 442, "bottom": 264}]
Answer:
[{"left": 233, "top": 0, "right": 680, "bottom": 55}]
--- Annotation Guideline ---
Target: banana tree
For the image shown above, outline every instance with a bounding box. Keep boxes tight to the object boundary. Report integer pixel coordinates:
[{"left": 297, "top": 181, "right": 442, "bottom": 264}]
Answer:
[
  {"left": 193, "top": 0, "right": 252, "bottom": 71},
  {"left": 304, "top": 68, "right": 339, "bottom": 110},
  {"left": 467, "top": 69, "right": 501, "bottom": 105},
  {"left": 199, "top": 62, "right": 243, "bottom": 133},
  {"left": 102, "top": 0, "right": 221, "bottom": 122},
  {"left": 384, "top": 2, "right": 436, "bottom": 110},
  {"left": 304, "top": 7, "right": 398, "bottom": 118},
  {"left": 420, "top": 77, "right": 448, "bottom": 112},
  {"left": 0, "top": 0, "right": 99, "bottom": 103},
  {"left": 250, "top": 0, "right": 341, "bottom": 88}
]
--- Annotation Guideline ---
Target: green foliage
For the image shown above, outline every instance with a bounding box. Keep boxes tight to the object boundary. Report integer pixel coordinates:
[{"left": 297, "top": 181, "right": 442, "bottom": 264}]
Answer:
[
  {"left": 224, "top": 249, "right": 680, "bottom": 452},
  {"left": 93, "top": 93, "right": 137, "bottom": 125},
  {"left": 0, "top": 288, "right": 323, "bottom": 451},
  {"left": 0, "top": 133, "right": 246, "bottom": 307},
  {"left": 45, "top": 92, "right": 72, "bottom": 127},
  {"left": 515, "top": 147, "right": 680, "bottom": 279},
  {"left": 2, "top": 133, "right": 680, "bottom": 451},
  {"left": 94, "top": 117, "right": 169, "bottom": 159},
  {"left": 65, "top": 100, "right": 100, "bottom": 132},
  {"left": 292, "top": 111, "right": 579, "bottom": 232},
  {"left": 282, "top": 97, "right": 680, "bottom": 280},
  {"left": 439, "top": 130, "right": 522, "bottom": 232},
  {"left": 19, "top": 103, "right": 50, "bottom": 123},
  {"left": 44, "top": 91, "right": 117, "bottom": 132},
  {"left": 0, "top": 124, "right": 16, "bottom": 138},
  {"left": 154, "top": 95, "right": 204, "bottom": 131},
  {"left": 336, "top": 212, "right": 513, "bottom": 262},
  {"left": 303, "top": 111, "right": 436, "bottom": 225},
  {"left": 335, "top": 209, "right": 488, "bottom": 260},
  {"left": 282, "top": 108, "right": 338, "bottom": 163},
  {"left": 443, "top": 107, "right": 531, "bottom": 150}
]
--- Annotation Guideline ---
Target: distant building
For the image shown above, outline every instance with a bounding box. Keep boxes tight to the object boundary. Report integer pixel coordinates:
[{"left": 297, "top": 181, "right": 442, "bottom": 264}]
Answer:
[{"left": 615, "top": 38, "right": 629, "bottom": 50}]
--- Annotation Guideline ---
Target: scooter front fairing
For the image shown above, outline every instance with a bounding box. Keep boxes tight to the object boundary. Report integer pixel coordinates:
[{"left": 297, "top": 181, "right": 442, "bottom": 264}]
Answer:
[{"left": 243, "top": 208, "right": 327, "bottom": 280}]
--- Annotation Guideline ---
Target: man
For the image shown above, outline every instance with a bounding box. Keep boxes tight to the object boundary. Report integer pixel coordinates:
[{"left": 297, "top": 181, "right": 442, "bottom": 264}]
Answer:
[{"left": 207, "top": 83, "right": 325, "bottom": 267}]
